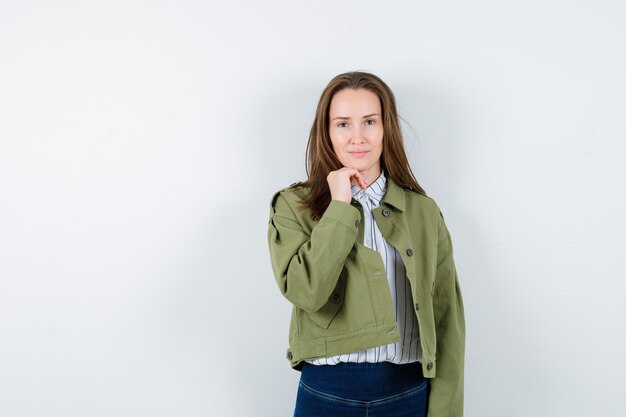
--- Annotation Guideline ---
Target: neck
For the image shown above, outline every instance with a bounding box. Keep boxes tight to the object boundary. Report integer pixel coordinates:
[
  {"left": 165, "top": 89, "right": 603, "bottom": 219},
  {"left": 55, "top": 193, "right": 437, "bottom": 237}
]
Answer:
[
  {"left": 364, "top": 166, "right": 382, "bottom": 186},
  {"left": 351, "top": 167, "right": 382, "bottom": 188}
]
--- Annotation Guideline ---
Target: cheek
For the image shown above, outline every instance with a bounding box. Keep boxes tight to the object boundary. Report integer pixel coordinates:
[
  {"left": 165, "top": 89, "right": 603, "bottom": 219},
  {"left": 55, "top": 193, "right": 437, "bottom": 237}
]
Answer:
[
  {"left": 375, "top": 133, "right": 384, "bottom": 153},
  {"left": 329, "top": 131, "right": 348, "bottom": 148},
  {"left": 329, "top": 136, "right": 344, "bottom": 154}
]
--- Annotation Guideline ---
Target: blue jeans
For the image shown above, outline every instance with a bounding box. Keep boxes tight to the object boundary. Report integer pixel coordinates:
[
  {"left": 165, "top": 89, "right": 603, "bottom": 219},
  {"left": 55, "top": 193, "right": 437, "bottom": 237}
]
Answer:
[{"left": 294, "top": 361, "right": 429, "bottom": 417}]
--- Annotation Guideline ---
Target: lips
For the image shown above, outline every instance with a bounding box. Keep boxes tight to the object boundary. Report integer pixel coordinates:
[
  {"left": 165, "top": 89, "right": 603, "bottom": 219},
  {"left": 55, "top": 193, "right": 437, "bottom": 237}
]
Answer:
[{"left": 349, "top": 151, "right": 368, "bottom": 156}]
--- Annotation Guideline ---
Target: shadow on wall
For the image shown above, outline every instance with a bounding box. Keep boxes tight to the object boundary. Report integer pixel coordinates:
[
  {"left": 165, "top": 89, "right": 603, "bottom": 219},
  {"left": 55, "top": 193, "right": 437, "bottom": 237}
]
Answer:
[{"left": 194, "top": 76, "right": 323, "bottom": 415}]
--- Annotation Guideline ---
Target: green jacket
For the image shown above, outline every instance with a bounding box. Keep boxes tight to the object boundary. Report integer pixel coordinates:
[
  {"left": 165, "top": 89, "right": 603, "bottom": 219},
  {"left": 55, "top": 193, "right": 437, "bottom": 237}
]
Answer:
[{"left": 267, "top": 175, "right": 465, "bottom": 417}]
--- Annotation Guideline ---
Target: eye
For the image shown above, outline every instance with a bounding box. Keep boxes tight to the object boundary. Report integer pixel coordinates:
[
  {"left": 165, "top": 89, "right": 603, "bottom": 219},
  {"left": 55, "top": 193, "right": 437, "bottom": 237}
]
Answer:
[
  {"left": 365, "top": 119, "right": 376, "bottom": 126},
  {"left": 337, "top": 122, "right": 348, "bottom": 128}
]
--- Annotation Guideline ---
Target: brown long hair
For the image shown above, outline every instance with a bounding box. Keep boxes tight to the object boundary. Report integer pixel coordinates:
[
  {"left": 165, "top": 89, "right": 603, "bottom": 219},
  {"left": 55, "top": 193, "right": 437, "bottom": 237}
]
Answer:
[{"left": 298, "top": 71, "right": 426, "bottom": 220}]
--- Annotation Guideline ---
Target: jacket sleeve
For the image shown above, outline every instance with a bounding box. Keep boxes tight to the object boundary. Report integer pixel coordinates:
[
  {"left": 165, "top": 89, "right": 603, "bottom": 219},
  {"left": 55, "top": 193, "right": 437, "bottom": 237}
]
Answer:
[
  {"left": 267, "top": 190, "right": 360, "bottom": 312},
  {"left": 428, "top": 209, "right": 466, "bottom": 417}
]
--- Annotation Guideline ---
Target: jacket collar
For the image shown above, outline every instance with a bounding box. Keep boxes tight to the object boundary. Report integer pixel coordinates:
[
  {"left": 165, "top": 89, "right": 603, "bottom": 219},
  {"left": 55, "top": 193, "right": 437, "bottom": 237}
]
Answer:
[{"left": 380, "top": 172, "right": 406, "bottom": 212}]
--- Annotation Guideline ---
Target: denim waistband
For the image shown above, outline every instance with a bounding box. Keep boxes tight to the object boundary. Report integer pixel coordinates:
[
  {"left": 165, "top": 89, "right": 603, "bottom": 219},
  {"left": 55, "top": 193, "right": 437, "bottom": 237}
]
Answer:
[{"left": 299, "top": 360, "right": 426, "bottom": 401}]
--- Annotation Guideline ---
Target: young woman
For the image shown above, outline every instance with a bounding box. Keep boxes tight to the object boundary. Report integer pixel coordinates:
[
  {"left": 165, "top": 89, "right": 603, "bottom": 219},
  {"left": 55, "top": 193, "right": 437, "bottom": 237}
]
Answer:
[{"left": 267, "top": 71, "right": 465, "bottom": 417}]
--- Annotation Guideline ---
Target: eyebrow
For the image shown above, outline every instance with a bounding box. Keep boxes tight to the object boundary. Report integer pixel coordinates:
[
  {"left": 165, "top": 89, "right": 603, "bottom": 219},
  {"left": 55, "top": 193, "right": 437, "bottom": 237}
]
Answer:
[{"left": 331, "top": 113, "right": 380, "bottom": 121}]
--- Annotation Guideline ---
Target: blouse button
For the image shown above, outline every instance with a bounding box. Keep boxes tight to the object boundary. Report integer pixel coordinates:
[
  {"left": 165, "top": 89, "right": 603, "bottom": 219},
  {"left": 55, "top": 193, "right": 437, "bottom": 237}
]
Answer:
[
  {"left": 406, "top": 248, "right": 414, "bottom": 256},
  {"left": 382, "top": 208, "right": 391, "bottom": 217}
]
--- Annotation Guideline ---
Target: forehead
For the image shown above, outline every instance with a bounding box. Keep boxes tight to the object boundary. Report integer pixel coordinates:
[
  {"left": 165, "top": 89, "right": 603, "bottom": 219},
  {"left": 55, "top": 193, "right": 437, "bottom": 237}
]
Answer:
[{"left": 329, "top": 88, "right": 381, "bottom": 116}]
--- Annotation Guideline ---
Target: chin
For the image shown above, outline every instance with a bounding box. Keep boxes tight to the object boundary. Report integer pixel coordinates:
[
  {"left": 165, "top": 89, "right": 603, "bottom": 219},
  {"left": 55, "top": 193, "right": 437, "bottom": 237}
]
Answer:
[
  {"left": 343, "top": 158, "right": 365, "bottom": 167},
  {"left": 341, "top": 157, "right": 374, "bottom": 172},
  {"left": 355, "top": 162, "right": 374, "bottom": 171},
  {"left": 346, "top": 164, "right": 366, "bottom": 172}
]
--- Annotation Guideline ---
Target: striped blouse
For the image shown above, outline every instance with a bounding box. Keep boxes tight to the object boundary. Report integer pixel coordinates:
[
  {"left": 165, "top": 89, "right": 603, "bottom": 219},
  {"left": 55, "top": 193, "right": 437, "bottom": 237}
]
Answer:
[{"left": 305, "top": 169, "right": 422, "bottom": 366}]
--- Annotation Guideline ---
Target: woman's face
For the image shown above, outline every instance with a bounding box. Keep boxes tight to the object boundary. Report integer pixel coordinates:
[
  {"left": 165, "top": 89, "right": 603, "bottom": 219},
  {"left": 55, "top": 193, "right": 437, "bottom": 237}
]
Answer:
[{"left": 328, "top": 88, "right": 384, "bottom": 182}]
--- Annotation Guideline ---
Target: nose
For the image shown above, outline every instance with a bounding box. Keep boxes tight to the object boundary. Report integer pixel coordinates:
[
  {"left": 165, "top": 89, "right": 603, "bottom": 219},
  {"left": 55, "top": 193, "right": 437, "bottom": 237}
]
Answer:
[{"left": 350, "top": 125, "right": 365, "bottom": 144}]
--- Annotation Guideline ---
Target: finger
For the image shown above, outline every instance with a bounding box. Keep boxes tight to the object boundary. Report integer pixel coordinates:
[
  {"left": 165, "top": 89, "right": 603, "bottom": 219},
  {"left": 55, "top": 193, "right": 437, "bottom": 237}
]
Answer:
[{"left": 353, "top": 170, "right": 368, "bottom": 189}]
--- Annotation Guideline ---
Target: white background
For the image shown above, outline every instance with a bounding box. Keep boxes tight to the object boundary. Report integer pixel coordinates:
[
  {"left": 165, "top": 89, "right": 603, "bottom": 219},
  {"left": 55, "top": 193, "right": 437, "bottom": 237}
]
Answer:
[{"left": 1, "top": 1, "right": 625, "bottom": 416}]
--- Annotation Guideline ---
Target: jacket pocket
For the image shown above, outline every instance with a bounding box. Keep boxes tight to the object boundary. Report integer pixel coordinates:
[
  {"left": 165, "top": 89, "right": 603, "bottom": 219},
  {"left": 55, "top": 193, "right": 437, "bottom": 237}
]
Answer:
[{"left": 307, "top": 269, "right": 347, "bottom": 329}]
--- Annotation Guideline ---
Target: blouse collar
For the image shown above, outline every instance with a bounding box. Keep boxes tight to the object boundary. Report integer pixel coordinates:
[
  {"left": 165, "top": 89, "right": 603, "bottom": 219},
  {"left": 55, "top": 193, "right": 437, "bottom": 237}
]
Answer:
[{"left": 351, "top": 169, "right": 387, "bottom": 206}]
